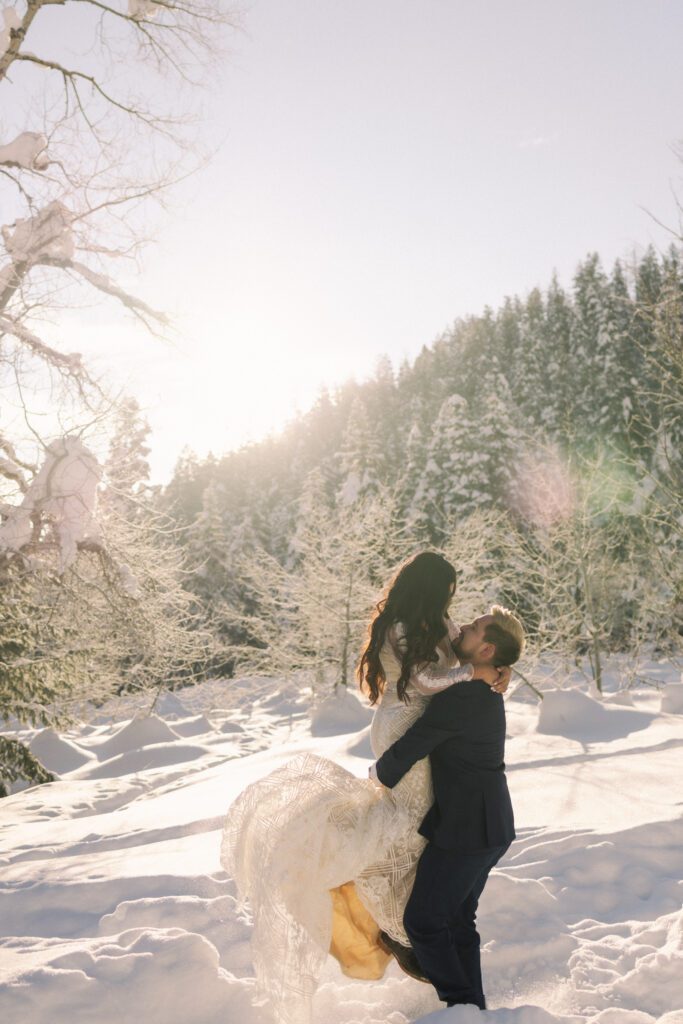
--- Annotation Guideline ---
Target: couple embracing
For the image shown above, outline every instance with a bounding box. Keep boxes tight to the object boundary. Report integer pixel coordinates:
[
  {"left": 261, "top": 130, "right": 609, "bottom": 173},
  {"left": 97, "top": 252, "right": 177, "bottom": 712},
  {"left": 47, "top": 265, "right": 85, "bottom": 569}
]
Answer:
[{"left": 221, "top": 551, "right": 525, "bottom": 1023}]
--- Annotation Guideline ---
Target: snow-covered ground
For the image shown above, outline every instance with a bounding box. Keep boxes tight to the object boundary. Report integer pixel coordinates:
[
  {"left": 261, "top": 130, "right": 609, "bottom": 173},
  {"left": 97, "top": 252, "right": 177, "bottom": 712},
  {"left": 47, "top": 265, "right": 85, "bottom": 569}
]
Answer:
[{"left": 1, "top": 661, "right": 682, "bottom": 1024}]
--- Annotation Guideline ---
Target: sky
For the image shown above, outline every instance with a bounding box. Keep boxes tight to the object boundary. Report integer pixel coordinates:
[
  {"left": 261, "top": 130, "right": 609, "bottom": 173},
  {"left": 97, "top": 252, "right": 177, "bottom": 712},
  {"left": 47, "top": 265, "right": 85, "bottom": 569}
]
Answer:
[{"left": 10, "top": 0, "right": 683, "bottom": 484}]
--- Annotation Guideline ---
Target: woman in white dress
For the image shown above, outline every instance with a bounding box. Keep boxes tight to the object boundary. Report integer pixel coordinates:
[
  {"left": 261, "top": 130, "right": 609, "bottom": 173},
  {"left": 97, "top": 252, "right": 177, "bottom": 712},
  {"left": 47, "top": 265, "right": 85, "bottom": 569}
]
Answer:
[{"left": 220, "top": 551, "right": 509, "bottom": 1024}]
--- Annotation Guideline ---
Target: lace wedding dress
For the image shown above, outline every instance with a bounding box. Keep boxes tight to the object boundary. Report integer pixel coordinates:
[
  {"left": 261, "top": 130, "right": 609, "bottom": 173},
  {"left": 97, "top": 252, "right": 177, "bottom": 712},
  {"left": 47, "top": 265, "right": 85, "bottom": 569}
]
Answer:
[{"left": 220, "top": 621, "right": 472, "bottom": 1024}]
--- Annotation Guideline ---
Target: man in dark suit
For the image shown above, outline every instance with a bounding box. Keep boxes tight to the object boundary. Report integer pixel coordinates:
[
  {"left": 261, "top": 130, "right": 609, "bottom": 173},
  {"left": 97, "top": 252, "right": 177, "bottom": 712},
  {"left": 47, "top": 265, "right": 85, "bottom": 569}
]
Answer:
[{"left": 368, "top": 605, "right": 524, "bottom": 1010}]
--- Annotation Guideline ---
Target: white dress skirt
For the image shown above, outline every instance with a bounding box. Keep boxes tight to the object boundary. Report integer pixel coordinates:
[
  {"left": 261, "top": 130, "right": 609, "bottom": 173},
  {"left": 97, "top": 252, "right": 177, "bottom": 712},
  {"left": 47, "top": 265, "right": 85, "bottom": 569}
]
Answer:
[{"left": 220, "top": 621, "right": 472, "bottom": 1024}]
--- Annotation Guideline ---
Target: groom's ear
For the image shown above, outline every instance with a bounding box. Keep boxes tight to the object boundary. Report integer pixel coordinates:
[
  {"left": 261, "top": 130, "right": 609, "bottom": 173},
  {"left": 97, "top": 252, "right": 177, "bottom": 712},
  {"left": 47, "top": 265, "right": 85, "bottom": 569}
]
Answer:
[{"left": 480, "top": 641, "right": 496, "bottom": 663}]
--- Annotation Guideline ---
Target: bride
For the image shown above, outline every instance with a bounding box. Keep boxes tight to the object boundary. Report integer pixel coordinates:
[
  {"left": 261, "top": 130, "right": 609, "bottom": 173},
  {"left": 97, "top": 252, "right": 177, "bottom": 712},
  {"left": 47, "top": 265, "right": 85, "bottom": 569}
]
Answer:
[{"left": 220, "top": 551, "right": 509, "bottom": 1024}]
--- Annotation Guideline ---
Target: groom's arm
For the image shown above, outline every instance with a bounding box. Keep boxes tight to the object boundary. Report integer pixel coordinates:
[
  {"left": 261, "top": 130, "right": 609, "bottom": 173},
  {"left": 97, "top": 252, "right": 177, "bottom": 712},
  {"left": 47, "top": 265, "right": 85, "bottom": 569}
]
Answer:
[{"left": 373, "top": 679, "right": 487, "bottom": 788}]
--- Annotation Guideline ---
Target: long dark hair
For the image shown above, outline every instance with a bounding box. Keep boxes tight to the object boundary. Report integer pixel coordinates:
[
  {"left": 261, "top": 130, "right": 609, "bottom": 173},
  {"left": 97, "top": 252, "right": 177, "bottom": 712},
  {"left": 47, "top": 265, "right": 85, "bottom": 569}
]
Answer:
[{"left": 357, "top": 551, "right": 457, "bottom": 706}]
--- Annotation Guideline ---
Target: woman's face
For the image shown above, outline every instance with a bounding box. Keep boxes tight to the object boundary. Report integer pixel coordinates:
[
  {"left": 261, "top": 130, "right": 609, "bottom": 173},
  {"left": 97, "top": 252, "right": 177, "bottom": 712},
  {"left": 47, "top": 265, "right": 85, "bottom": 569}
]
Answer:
[{"left": 444, "top": 580, "right": 456, "bottom": 613}]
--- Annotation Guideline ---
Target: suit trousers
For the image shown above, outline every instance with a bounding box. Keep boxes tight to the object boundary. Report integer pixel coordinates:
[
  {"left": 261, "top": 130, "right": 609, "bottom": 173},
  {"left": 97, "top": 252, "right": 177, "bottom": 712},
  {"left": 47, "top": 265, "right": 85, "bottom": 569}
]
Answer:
[{"left": 403, "top": 839, "right": 511, "bottom": 1009}]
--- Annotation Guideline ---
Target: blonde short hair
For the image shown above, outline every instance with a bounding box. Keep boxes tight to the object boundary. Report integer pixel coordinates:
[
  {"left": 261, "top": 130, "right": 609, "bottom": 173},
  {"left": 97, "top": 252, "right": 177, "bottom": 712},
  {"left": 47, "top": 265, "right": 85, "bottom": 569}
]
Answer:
[{"left": 484, "top": 604, "right": 525, "bottom": 667}]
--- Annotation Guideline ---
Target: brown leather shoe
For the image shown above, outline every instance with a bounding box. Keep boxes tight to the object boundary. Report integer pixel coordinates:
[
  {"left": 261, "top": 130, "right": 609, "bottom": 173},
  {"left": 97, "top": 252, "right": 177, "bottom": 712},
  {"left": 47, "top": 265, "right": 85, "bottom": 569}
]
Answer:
[{"left": 377, "top": 929, "right": 431, "bottom": 984}]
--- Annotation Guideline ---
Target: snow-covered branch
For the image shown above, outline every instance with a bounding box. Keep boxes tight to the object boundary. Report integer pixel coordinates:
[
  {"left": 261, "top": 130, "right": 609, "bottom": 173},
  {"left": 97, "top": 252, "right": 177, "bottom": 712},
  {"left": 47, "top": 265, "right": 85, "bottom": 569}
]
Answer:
[
  {"left": 53, "top": 259, "right": 170, "bottom": 328},
  {"left": 0, "top": 314, "right": 84, "bottom": 377},
  {"left": 0, "top": 436, "right": 104, "bottom": 572},
  {"left": 0, "top": 132, "right": 49, "bottom": 171}
]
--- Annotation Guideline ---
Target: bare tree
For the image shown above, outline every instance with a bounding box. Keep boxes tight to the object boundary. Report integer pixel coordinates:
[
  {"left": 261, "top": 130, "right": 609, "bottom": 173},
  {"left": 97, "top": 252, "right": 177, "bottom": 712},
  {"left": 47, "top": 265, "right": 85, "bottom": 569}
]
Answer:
[
  {"left": 0, "top": 0, "right": 243, "bottom": 791},
  {"left": 496, "top": 443, "right": 675, "bottom": 693},
  {"left": 223, "top": 481, "right": 407, "bottom": 696},
  {"left": 1, "top": 0, "right": 244, "bottom": 475}
]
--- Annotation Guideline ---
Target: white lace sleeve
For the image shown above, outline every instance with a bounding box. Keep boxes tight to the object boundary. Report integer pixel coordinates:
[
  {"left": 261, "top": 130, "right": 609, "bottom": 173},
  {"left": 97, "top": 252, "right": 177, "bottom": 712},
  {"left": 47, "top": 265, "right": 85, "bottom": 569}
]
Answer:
[
  {"left": 388, "top": 622, "right": 474, "bottom": 694},
  {"left": 410, "top": 660, "right": 474, "bottom": 693}
]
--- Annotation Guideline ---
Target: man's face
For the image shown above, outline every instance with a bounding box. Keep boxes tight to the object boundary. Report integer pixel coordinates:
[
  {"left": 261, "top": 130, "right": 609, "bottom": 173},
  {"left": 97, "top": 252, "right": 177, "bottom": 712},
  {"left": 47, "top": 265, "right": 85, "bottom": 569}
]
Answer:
[{"left": 452, "top": 614, "right": 495, "bottom": 664}]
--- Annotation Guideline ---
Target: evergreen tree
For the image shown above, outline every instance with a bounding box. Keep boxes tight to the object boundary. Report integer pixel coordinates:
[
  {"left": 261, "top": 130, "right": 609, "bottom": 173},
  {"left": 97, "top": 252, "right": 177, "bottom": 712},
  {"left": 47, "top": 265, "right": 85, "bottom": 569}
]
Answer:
[
  {"left": 101, "top": 397, "right": 153, "bottom": 520},
  {"left": 185, "top": 476, "right": 230, "bottom": 608},
  {"left": 570, "top": 252, "right": 636, "bottom": 449},
  {"left": 160, "top": 447, "right": 216, "bottom": 527},
  {"left": 603, "top": 259, "right": 639, "bottom": 451},
  {"left": 420, "top": 393, "right": 473, "bottom": 541},
  {"left": 397, "top": 409, "right": 431, "bottom": 541},
  {"left": 337, "top": 395, "right": 386, "bottom": 506},
  {"left": 543, "top": 271, "right": 574, "bottom": 438},
  {"left": 511, "top": 287, "right": 548, "bottom": 428},
  {"left": 493, "top": 295, "right": 525, "bottom": 398},
  {"left": 630, "top": 243, "right": 665, "bottom": 452},
  {"left": 157, "top": 241, "right": 683, "bottom": 680},
  {"left": 419, "top": 360, "right": 527, "bottom": 541},
  {"left": 466, "top": 359, "right": 527, "bottom": 515}
]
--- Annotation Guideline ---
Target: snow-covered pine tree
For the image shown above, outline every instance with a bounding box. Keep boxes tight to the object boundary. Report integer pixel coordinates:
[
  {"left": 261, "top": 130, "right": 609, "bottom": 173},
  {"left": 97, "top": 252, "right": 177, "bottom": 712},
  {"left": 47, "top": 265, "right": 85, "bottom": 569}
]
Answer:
[
  {"left": 600, "top": 260, "right": 639, "bottom": 452},
  {"left": 513, "top": 287, "right": 549, "bottom": 429},
  {"left": 630, "top": 244, "right": 667, "bottom": 462},
  {"left": 397, "top": 414, "right": 431, "bottom": 541},
  {"left": 101, "top": 397, "right": 153, "bottom": 520},
  {"left": 627, "top": 244, "right": 683, "bottom": 646},
  {"left": 420, "top": 393, "right": 473, "bottom": 542},
  {"left": 635, "top": 244, "right": 665, "bottom": 311},
  {"left": 185, "top": 475, "right": 231, "bottom": 608},
  {"left": 466, "top": 357, "right": 528, "bottom": 515},
  {"left": 288, "top": 465, "right": 333, "bottom": 566},
  {"left": 421, "top": 358, "right": 526, "bottom": 541},
  {"left": 569, "top": 251, "right": 642, "bottom": 451},
  {"left": 570, "top": 252, "right": 614, "bottom": 444},
  {"left": 493, "top": 295, "right": 525, "bottom": 399},
  {"left": 440, "top": 507, "right": 507, "bottom": 624},
  {"left": 159, "top": 449, "right": 217, "bottom": 529},
  {"left": 337, "top": 394, "right": 386, "bottom": 507},
  {"left": 182, "top": 474, "right": 258, "bottom": 675},
  {"left": 542, "top": 271, "right": 574, "bottom": 439}
]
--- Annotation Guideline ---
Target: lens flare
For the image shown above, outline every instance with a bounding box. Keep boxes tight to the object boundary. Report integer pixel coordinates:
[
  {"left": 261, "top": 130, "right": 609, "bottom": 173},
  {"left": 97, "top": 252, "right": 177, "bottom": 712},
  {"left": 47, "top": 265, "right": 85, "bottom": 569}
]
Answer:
[{"left": 511, "top": 448, "right": 576, "bottom": 527}]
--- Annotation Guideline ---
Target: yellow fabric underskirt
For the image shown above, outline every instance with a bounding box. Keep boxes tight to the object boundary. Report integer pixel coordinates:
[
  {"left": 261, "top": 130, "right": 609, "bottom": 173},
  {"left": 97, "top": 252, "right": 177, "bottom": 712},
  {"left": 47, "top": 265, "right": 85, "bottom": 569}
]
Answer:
[{"left": 328, "top": 881, "right": 392, "bottom": 980}]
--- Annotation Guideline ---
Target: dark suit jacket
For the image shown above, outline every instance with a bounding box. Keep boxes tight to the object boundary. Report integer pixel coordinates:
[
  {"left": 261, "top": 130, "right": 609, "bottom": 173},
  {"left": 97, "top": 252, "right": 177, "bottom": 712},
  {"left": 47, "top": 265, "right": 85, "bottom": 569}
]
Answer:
[{"left": 374, "top": 677, "right": 515, "bottom": 853}]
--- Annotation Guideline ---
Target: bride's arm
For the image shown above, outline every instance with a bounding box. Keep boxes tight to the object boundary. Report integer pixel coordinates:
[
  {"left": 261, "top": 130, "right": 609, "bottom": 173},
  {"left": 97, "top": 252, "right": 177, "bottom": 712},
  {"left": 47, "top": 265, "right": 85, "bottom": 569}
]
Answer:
[
  {"left": 388, "top": 621, "right": 474, "bottom": 694},
  {"left": 410, "top": 661, "right": 474, "bottom": 693}
]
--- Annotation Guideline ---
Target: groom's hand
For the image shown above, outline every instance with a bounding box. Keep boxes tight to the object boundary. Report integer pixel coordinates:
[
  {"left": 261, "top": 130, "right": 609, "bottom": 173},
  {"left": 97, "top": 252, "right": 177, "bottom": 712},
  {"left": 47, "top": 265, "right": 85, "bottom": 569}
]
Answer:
[{"left": 368, "top": 763, "right": 385, "bottom": 789}]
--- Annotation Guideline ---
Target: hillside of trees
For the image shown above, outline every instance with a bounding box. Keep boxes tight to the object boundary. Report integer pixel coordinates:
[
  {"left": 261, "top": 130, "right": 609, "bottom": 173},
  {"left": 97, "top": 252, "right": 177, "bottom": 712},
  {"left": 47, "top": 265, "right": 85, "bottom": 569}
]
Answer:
[{"left": 157, "top": 244, "right": 683, "bottom": 693}]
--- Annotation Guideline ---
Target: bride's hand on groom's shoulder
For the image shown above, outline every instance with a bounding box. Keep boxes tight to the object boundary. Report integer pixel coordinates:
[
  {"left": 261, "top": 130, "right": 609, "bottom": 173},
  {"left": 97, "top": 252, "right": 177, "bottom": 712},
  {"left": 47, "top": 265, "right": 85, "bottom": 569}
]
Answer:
[{"left": 491, "top": 666, "right": 511, "bottom": 694}]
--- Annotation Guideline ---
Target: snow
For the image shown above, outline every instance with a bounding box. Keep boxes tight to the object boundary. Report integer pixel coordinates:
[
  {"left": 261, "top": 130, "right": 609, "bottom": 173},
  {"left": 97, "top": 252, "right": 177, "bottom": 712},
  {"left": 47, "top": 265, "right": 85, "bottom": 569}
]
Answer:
[
  {"left": 0, "top": 454, "right": 25, "bottom": 485},
  {"left": 153, "top": 691, "right": 191, "bottom": 718},
  {"left": 0, "top": 131, "right": 49, "bottom": 171},
  {"left": 128, "top": 0, "right": 161, "bottom": 21},
  {"left": 170, "top": 714, "right": 214, "bottom": 737},
  {"left": 1, "top": 660, "right": 682, "bottom": 1024},
  {"left": 536, "top": 688, "right": 654, "bottom": 742},
  {"left": 338, "top": 469, "right": 362, "bottom": 506},
  {"left": 117, "top": 561, "right": 143, "bottom": 598},
  {"left": 92, "top": 714, "right": 180, "bottom": 759},
  {"left": 310, "top": 686, "right": 374, "bottom": 736},
  {"left": 0, "top": 435, "right": 103, "bottom": 572},
  {"left": 2, "top": 200, "right": 74, "bottom": 263},
  {"left": 0, "top": 6, "right": 20, "bottom": 60},
  {"left": 661, "top": 683, "right": 683, "bottom": 714},
  {"left": 28, "top": 729, "right": 93, "bottom": 774}
]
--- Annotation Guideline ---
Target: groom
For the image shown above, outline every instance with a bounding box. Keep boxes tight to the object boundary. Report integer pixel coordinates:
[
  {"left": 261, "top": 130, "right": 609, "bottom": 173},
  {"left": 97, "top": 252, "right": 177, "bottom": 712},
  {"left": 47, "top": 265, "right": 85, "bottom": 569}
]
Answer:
[{"left": 369, "top": 605, "right": 524, "bottom": 1011}]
